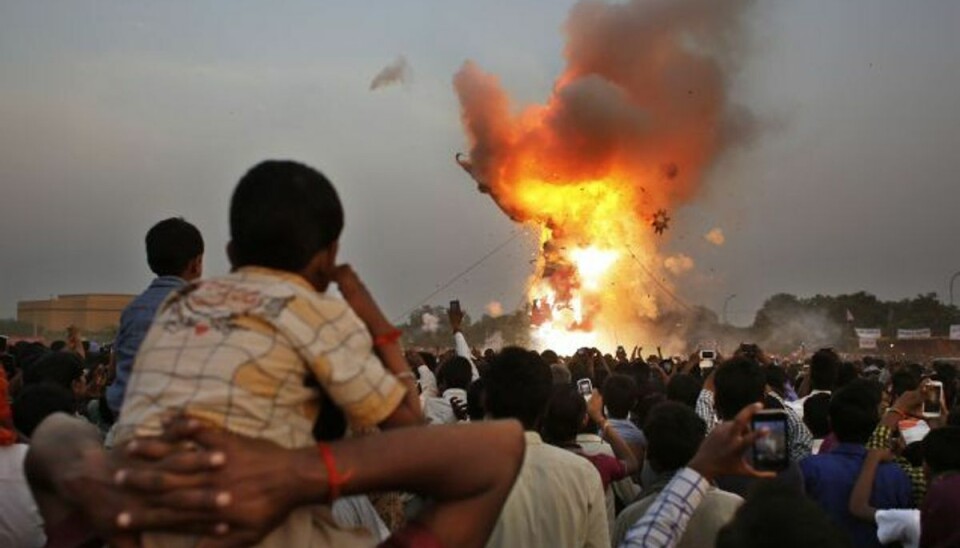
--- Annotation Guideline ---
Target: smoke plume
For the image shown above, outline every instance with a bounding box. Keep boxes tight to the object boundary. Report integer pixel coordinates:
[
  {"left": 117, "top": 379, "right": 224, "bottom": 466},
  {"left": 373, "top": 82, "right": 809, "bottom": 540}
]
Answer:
[
  {"left": 664, "top": 254, "right": 695, "bottom": 276},
  {"left": 421, "top": 312, "right": 440, "bottom": 333},
  {"left": 370, "top": 55, "right": 411, "bottom": 90}
]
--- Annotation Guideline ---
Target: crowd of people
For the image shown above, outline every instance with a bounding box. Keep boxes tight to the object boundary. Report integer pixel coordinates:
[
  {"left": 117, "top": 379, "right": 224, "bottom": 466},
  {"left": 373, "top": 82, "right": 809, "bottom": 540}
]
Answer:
[{"left": 2, "top": 159, "right": 959, "bottom": 548}]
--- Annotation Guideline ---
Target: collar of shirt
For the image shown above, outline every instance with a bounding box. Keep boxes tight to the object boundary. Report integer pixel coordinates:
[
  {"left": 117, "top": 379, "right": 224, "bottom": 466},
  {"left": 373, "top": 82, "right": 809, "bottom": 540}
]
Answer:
[
  {"left": 576, "top": 433, "right": 604, "bottom": 445},
  {"left": 149, "top": 275, "right": 187, "bottom": 289},
  {"left": 235, "top": 265, "right": 315, "bottom": 292},
  {"left": 829, "top": 442, "right": 867, "bottom": 458}
]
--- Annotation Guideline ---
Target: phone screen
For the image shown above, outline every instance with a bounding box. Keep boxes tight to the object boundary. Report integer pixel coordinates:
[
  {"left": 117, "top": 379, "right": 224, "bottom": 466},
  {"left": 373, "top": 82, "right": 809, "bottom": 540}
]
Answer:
[
  {"left": 577, "top": 378, "right": 593, "bottom": 399},
  {"left": 700, "top": 350, "right": 716, "bottom": 360},
  {"left": 924, "top": 383, "right": 943, "bottom": 416},
  {"left": 752, "top": 411, "right": 789, "bottom": 472}
]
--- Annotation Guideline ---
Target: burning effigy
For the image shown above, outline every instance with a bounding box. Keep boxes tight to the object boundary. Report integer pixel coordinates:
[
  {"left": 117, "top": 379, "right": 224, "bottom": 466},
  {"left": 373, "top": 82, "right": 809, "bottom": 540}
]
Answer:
[{"left": 454, "top": 0, "right": 755, "bottom": 354}]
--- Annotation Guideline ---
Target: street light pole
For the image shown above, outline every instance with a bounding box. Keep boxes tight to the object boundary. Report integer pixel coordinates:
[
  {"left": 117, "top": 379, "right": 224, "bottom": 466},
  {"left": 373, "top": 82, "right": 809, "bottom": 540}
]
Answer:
[{"left": 722, "top": 294, "right": 737, "bottom": 325}]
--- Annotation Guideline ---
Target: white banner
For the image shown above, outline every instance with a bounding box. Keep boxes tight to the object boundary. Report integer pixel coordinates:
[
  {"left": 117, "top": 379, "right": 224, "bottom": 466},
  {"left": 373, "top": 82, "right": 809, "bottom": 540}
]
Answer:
[
  {"left": 855, "top": 328, "right": 882, "bottom": 339},
  {"left": 951, "top": 325, "right": 960, "bottom": 340},
  {"left": 897, "top": 328, "right": 932, "bottom": 340},
  {"left": 859, "top": 337, "right": 878, "bottom": 350}
]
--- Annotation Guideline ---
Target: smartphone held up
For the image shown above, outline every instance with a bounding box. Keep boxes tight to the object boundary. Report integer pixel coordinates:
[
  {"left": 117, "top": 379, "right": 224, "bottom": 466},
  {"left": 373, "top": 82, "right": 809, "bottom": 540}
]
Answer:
[
  {"left": 751, "top": 409, "right": 789, "bottom": 472},
  {"left": 923, "top": 381, "right": 943, "bottom": 418}
]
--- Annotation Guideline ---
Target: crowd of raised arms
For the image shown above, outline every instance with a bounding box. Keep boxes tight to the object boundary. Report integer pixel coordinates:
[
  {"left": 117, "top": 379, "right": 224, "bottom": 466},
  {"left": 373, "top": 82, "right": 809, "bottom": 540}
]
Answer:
[{"left": 2, "top": 160, "right": 959, "bottom": 548}]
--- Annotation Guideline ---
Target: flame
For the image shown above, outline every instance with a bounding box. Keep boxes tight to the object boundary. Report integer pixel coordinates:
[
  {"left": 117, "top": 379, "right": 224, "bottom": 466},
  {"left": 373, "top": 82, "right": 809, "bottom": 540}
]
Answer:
[{"left": 454, "top": 0, "right": 754, "bottom": 354}]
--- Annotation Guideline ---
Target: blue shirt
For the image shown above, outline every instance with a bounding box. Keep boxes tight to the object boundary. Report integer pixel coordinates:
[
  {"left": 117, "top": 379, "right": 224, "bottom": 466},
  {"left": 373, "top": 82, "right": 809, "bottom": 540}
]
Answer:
[
  {"left": 106, "top": 276, "right": 186, "bottom": 413},
  {"left": 800, "top": 443, "right": 913, "bottom": 548},
  {"left": 607, "top": 418, "right": 647, "bottom": 447}
]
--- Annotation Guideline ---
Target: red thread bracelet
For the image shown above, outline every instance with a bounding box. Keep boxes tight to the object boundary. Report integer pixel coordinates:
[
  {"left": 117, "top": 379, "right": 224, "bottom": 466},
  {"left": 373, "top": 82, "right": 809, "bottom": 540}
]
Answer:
[
  {"left": 317, "top": 443, "right": 354, "bottom": 502},
  {"left": 373, "top": 328, "right": 403, "bottom": 347}
]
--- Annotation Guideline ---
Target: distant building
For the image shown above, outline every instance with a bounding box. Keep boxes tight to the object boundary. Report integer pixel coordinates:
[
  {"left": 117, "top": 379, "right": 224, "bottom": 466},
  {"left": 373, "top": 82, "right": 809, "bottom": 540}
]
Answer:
[{"left": 17, "top": 294, "right": 135, "bottom": 335}]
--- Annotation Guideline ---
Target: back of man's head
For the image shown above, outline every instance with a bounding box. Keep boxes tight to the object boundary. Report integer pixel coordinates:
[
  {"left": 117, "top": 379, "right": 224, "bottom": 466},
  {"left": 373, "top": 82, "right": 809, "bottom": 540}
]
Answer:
[
  {"left": 541, "top": 349, "right": 559, "bottom": 366},
  {"left": 439, "top": 356, "right": 472, "bottom": 391},
  {"left": 602, "top": 374, "right": 638, "bottom": 419},
  {"left": 644, "top": 401, "right": 706, "bottom": 473},
  {"left": 890, "top": 369, "right": 920, "bottom": 399},
  {"left": 23, "top": 352, "right": 84, "bottom": 392},
  {"left": 146, "top": 217, "right": 204, "bottom": 277},
  {"left": 803, "top": 392, "right": 832, "bottom": 439},
  {"left": 810, "top": 349, "right": 841, "bottom": 391},
  {"left": 485, "top": 346, "right": 551, "bottom": 430},
  {"left": 761, "top": 364, "right": 787, "bottom": 397},
  {"left": 924, "top": 426, "right": 960, "bottom": 477},
  {"left": 13, "top": 384, "right": 76, "bottom": 439},
  {"left": 829, "top": 379, "right": 880, "bottom": 444},
  {"left": 542, "top": 385, "right": 586, "bottom": 444},
  {"left": 716, "top": 482, "right": 851, "bottom": 548},
  {"left": 229, "top": 160, "right": 344, "bottom": 272},
  {"left": 714, "top": 357, "right": 766, "bottom": 421},
  {"left": 666, "top": 373, "right": 702, "bottom": 409}
]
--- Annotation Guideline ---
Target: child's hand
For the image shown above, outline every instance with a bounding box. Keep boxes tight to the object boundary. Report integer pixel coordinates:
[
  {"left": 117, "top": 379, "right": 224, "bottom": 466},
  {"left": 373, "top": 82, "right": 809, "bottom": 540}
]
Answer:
[{"left": 333, "top": 264, "right": 392, "bottom": 335}]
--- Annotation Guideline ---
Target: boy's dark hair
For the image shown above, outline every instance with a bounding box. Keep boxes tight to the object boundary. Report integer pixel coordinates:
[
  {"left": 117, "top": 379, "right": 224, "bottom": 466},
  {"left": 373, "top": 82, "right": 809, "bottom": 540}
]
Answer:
[
  {"left": 542, "top": 385, "right": 586, "bottom": 445},
  {"left": 890, "top": 369, "right": 920, "bottom": 399},
  {"left": 803, "top": 392, "right": 832, "bottom": 438},
  {"left": 467, "top": 379, "right": 486, "bottom": 422},
  {"left": 23, "top": 352, "right": 84, "bottom": 390},
  {"left": 602, "top": 374, "right": 638, "bottom": 419},
  {"left": 714, "top": 357, "right": 766, "bottom": 420},
  {"left": 438, "top": 356, "right": 472, "bottom": 391},
  {"left": 923, "top": 426, "right": 960, "bottom": 476},
  {"left": 13, "top": 384, "right": 76, "bottom": 438},
  {"left": 829, "top": 379, "right": 880, "bottom": 444},
  {"left": 716, "top": 481, "right": 852, "bottom": 548},
  {"left": 146, "top": 217, "right": 204, "bottom": 277},
  {"left": 810, "top": 349, "right": 840, "bottom": 391},
  {"left": 229, "top": 160, "right": 343, "bottom": 272},
  {"left": 666, "top": 373, "right": 702, "bottom": 409},
  {"left": 485, "top": 347, "right": 552, "bottom": 430},
  {"left": 644, "top": 401, "right": 706, "bottom": 473}
]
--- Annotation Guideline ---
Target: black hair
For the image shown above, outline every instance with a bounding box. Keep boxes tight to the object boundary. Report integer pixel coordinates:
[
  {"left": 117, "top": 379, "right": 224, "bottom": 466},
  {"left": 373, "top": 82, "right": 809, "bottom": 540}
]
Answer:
[
  {"left": 229, "top": 160, "right": 343, "bottom": 272},
  {"left": 761, "top": 365, "right": 788, "bottom": 398},
  {"left": 643, "top": 401, "right": 706, "bottom": 473},
  {"left": 438, "top": 356, "right": 472, "bottom": 391},
  {"left": 810, "top": 349, "right": 840, "bottom": 391},
  {"left": 23, "top": 352, "right": 84, "bottom": 391},
  {"left": 145, "top": 217, "right": 204, "bottom": 277},
  {"left": 666, "top": 374, "right": 702, "bottom": 409},
  {"left": 602, "top": 374, "right": 638, "bottom": 419},
  {"left": 467, "top": 379, "right": 486, "bottom": 422},
  {"left": 836, "top": 362, "right": 858, "bottom": 388},
  {"left": 803, "top": 392, "right": 832, "bottom": 439},
  {"left": 923, "top": 426, "right": 960, "bottom": 476},
  {"left": 13, "top": 384, "right": 76, "bottom": 438},
  {"left": 542, "top": 385, "right": 586, "bottom": 445},
  {"left": 418, "top": 352, "right": 438, "bottom": 373},
  {"left": 714, "top": 357, "right": 766, "bottom": 421},
  {"left": 829, "top": 379, "right": 880, "bottom": 444},
  {"left": 716, "top": 481, "right": 852, "bottom": 548},
  {"left": 890, "top": 369, "right": 920, "bottom": 399},
  {"left": 49, "top": 340, "right": 66, "bottom": 352},
  {"left": 540, "top": 350, "right": 559, "bottom": 366},
  {"left": 484, "top": 347, "right": 552, "bottom": 429}
]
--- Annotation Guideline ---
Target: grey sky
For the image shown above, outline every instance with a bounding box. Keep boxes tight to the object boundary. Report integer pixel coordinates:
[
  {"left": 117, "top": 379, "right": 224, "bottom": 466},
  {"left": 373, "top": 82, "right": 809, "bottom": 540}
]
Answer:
[{"left": 1, "top": 0, "right": 959, "bottom": 328}]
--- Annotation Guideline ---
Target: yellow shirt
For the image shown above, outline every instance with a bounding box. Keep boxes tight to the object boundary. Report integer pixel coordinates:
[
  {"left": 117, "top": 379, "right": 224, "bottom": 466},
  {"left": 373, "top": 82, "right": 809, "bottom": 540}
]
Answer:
[{"left": 115, "top": 266, "right": 406, "bottom": 547}]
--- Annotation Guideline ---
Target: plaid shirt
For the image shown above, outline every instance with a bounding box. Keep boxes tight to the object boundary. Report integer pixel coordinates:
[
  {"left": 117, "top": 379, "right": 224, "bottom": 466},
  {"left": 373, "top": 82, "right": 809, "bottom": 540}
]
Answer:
[
  {"left": 867, "top": 424, "right": 926, "bottom": 505},
  {"left": 695, "top": 390, "right": 719, "bottom": 433},
  {"left": 621, "top": 467, "right": 709, "bottom": 548},
  {"left": 767, "top": 391, "right": 813, "bottom": 462}
]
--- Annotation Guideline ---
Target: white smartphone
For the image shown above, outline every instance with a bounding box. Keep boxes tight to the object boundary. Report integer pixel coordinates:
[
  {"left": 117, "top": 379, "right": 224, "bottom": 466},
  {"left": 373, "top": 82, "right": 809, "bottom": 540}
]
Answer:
[
  {"left": 923, "top": 381, "right": 943, "bottom": 418},
  {"left": 577, "top": 378, "right": 594, "bottom": 401}
]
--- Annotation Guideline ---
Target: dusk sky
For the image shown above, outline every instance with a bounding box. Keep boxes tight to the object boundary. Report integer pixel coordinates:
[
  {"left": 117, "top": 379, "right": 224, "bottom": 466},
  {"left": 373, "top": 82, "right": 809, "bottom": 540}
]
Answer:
[{"left": 2, "top": 0, "right": 959, "bottom": 327}]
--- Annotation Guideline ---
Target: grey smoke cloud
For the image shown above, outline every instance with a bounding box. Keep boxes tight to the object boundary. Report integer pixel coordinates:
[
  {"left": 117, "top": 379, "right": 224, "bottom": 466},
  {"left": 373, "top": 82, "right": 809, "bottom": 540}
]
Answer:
[{"left": 370, "top": 55, "right": 411, "bottom": 91}]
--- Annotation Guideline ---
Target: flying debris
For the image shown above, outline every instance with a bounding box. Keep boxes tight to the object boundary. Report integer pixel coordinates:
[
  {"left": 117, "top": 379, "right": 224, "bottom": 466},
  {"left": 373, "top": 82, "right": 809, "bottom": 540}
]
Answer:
[
  {"left": 455, "top": 152, "right": 522, "bottom": 222},
  {"left": 651, "top": 209, "right": 671, "bottom": 235}
]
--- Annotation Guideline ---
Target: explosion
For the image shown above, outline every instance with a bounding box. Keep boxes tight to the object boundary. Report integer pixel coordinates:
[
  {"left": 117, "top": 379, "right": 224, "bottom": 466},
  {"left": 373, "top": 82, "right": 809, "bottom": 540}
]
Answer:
[{"left": 454, "top": 0, "right": 754, "bottom": 354}]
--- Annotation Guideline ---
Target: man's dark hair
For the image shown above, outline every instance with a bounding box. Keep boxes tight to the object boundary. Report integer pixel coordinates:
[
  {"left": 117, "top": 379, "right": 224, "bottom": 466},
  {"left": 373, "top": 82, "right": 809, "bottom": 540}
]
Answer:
[
  {"left": 924, "top": 426, "right": 960, "bottom": 476},
  {"left": 803, "top": 392, "right": 832, "bottom": 439},
  {"left": 810, "top": 349, "right": 840, "bottom": 391},
  {"left": 716, "top": 482, "right": 852, "bottom": 548},
  {"left": 229, "top": 160, "right": 343, "bottom": 272},
  {"left": 602, "top": 374, "right": 638, "bottom": 419},
  {"left": 145, "top": 217, "right": 204, "bottom": 277},
  {"left": 829, "top": 379, "right": 880, "bottom": 444},
  {"left": 438, "top": 356, "right": 472, "bottom": 391},
  {"left": 485, "top": 347, "right": 552, "bottom": 429},
  {"left": 836, "top": 362, "right": 858, "bottom": 388},
  {"left": 13, "top": 384, "right": 76, "bottom": 438},
  {"left": 541, "top": 350, "right": 559, "bottom": 366},
  {"left": 49, "top": 340, "right": 67, "bottom": 352},
  {"left": 761, "top": 365, "right": 788, "bottom": 398},
  {"left": 644, "top": 401, "right": 706, "bottom": 473},
  {"left": 714, "top": 357, "right": 766, "bottom": 420},
  {"left": 542, "top": 385, "right": 586, "bottom": 445},
  {"left": 666, "top": 373, "right": 702, "bottom": 409},
  {"left": 890, "top": 369, "right": 920, "bottom": 399},
  {"left": 418, "top": 352, "right": 438, "bottom": 373},
  {"left": 23, "top": 352, "right": 84, "bottom": 390}
]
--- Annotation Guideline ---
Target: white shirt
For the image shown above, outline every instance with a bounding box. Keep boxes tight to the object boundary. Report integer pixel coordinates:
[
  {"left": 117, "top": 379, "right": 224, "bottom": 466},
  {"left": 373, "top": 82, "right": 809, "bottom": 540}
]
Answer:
[
  {"left": 786, "top": 389, "right": 831, "bottom": 420},
  {"left": 423, "top": 388, "right": 468, "bottom": 425},
  {"left": 0, "top": 444, "right": 45, "bottom": 548},
  {"left": 453, "top": 332, "right": 481, "bottom": 381},
  {"left": 486, "top": 432, "right": 609, "bottom": 548},
  {"left": 331, "top": 495, "right": 390, "bottom": 543},
  {"left": 876, "top": 509, "right": 921, "bottom": 548}
]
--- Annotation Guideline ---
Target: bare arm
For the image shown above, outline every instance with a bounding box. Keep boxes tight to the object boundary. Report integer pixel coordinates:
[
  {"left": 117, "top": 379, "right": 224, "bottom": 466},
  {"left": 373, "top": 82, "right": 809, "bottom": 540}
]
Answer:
[{"left": 588, "top": 391, "right": 639, "bottom": 475}]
